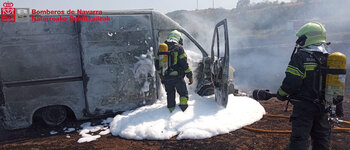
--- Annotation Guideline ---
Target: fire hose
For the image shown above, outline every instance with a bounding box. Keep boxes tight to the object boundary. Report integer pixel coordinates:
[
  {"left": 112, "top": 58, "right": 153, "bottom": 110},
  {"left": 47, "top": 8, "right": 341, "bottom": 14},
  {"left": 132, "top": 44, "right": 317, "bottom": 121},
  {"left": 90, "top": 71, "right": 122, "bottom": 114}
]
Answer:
[
  {"left": 242, "top": 114, "right": 350, "bottom": 133},
  {"left": 245, "top": 89, "right": 350, "bottom": 133}
]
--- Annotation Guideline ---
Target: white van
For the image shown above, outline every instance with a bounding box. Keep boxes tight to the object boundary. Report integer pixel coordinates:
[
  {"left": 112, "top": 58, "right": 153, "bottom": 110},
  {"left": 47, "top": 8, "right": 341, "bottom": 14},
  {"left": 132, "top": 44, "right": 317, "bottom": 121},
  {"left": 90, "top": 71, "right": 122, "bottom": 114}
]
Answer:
[{"left": 0, "top": 10, "right": 234, "bottom": 129}]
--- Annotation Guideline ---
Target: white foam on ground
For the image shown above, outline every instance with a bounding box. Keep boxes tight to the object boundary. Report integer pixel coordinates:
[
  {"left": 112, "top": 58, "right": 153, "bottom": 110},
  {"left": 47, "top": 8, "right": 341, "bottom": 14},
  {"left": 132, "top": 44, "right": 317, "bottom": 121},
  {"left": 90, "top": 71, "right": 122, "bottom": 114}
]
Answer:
[
  {"left": 77, "top": 134, "right": 101, "bottom": 143},
  {"left": 76, "top": 118, "right": 113, "bottom": 143},
  {"left": 110, "top": 94, "right": 265, "bottom": 140},
  {"left": 99, "top": 129, "right": 110, "bottom": 135}
]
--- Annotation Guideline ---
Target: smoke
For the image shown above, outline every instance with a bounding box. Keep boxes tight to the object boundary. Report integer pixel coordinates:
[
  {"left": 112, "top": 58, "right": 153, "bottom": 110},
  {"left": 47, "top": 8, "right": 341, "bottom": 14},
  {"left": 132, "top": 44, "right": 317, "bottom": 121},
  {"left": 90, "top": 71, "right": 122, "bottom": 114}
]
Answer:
[{"left": 167, "top": 0, "right": 350, "bottom": 93}]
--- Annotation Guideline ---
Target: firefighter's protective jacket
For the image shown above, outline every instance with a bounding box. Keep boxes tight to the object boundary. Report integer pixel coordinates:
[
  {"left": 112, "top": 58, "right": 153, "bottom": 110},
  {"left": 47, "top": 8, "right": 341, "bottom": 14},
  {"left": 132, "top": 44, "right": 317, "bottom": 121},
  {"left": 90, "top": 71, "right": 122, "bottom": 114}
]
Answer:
[
  {"left": 155, "top": 41, "right": 192, "bottom": 81},
  {"left": 278, "top": 45, "right": 329, "bottom": 102}
]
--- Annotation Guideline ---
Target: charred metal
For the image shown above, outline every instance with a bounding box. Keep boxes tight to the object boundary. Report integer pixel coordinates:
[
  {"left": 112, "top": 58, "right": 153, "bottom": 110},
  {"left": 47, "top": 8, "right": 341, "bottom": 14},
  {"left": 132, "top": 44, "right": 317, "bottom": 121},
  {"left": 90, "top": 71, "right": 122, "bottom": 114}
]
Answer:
[{"left": 0, "top": 10, "right": 235, "bottom": 130}]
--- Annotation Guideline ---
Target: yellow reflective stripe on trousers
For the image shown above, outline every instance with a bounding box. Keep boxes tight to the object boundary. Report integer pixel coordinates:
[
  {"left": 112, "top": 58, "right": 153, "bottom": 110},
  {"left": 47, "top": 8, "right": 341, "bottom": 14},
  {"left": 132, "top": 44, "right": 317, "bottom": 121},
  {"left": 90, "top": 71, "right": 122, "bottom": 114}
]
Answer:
[
  {"left": 184, "top": 67, "right": 191, "bottom": 73},
  {"left": 169, "top": 71, "right": 178, "bottom": 76},
  {"left": 286, "top": 65, "right": 304, "bottom": 78},
  {"left": 180, "top": 97, "right": 188, "bottom": 105},
  {"left": 179, "top": 53, "right": 187, "bottom": 59},
  {"left": 278, "top": 88, "right": 288, "bottom": 96}
]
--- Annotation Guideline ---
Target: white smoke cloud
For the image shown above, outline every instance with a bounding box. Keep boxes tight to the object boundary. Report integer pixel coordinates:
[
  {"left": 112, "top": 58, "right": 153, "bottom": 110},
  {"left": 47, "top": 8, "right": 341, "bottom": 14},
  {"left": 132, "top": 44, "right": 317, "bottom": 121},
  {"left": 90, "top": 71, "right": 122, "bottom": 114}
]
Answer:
[{"left": 168, "top": 0, "right": 350, "bottom": 93}]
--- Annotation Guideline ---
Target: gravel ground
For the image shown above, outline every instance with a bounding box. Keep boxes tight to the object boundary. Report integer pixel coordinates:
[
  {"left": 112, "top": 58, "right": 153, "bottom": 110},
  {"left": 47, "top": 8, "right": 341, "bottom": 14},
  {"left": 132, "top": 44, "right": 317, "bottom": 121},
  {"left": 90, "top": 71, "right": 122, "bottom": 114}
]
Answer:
[{"left": 0, "top": 98, "right": 349, "bottom": 150}]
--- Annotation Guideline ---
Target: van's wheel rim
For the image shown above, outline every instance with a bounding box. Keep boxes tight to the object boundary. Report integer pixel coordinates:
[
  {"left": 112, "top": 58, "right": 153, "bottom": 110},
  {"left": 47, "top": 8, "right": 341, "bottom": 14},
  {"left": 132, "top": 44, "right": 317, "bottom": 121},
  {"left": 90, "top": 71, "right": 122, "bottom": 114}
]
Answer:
[{"left": 41, "top": 106, "right": 67, "bottom": 126}]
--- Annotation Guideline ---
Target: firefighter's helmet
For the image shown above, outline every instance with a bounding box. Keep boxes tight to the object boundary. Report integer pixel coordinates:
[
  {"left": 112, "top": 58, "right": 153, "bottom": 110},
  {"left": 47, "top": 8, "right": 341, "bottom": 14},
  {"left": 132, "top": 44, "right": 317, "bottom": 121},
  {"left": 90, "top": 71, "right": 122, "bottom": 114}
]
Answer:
[
  {"left": 296, "top": 22, "right": 326, "bottom": 47},
  {"left": 168, "top": 30, "right": 182, "bottom": 43}
]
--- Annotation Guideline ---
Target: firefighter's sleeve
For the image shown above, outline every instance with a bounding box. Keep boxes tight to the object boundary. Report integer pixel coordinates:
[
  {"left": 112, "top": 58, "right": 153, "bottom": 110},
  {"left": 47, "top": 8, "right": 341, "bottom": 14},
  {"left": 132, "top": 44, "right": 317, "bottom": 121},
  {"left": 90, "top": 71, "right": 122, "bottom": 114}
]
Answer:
[
  {"left": 155, "top": 56, "right": 162, "bottom": 75},
  {"left": 178, "top": 47, "right": 192, "bottom": 78},
  {"left": 278, "top": 53, "right": 305, "bottom": 97}
]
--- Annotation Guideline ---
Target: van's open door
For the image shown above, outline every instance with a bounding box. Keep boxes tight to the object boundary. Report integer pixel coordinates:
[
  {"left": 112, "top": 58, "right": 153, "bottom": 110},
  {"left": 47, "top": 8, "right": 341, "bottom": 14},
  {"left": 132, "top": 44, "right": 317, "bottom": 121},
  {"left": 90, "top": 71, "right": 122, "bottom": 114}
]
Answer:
[{"left": 210, "top": 19, "right": 230, "bottom": 108}]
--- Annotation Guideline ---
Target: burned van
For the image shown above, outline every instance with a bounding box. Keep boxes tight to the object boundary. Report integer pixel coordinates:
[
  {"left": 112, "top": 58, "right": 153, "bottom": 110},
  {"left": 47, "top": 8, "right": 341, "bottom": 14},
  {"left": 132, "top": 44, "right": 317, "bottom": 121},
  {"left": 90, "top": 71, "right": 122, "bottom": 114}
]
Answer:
[{"left": 0, "top": 10, "right": 234, "bottom": 129}]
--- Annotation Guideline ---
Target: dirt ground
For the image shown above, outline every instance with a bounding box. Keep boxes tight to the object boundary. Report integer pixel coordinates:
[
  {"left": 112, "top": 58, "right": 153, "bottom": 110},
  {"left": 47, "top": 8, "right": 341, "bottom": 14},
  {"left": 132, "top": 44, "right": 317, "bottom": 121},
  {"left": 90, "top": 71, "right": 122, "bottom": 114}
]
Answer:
[{"left": 0, "top": 98, "right": 349, "bottom": 150}]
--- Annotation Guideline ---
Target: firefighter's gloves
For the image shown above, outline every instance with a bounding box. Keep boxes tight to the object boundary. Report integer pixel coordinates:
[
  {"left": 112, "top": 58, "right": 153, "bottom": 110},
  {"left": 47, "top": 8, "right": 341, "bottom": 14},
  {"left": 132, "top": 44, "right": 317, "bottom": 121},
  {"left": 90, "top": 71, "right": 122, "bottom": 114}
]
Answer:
[
  {"left": 187, "top": 76, "right": 193, "bottom": 85},
  {"left": 277, "top": 93, "right": 287, "bottom": 101},
  {"left": 277, "top": 88, "right": 288, "bottom": 101},
  {"left": 186, "top": 71, "right": 193, "bottom": 85}
]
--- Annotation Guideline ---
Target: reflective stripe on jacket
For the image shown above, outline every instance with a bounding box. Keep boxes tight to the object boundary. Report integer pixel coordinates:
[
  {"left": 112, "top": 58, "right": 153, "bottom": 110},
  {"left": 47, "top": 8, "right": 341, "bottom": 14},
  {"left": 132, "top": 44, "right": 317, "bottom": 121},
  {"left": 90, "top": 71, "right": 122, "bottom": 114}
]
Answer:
[{"left": 278, "top": 49, "right": 328, "bottom": 101}]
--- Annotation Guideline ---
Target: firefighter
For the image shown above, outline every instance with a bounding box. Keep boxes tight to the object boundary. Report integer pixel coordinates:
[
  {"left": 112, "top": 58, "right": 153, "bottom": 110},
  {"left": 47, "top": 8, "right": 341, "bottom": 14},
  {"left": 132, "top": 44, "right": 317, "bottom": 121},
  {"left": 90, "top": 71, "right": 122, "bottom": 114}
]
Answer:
[
  {"left": 155, "top": 30, "right": 193, "bottom": 112},
  {"left": 276, "top": 22, "right": 342, "bottom": 150}
]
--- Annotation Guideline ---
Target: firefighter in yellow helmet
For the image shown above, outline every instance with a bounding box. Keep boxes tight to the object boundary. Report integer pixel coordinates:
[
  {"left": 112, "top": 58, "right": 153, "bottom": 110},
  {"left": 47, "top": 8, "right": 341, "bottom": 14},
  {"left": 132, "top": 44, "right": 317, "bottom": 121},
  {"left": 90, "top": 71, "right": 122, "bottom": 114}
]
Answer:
[
  {"left": 155, "top": 30, "right": 193, "bottom": 112},
  {"left": 276, "top": 22, "right": 344, "bottom": 150}
]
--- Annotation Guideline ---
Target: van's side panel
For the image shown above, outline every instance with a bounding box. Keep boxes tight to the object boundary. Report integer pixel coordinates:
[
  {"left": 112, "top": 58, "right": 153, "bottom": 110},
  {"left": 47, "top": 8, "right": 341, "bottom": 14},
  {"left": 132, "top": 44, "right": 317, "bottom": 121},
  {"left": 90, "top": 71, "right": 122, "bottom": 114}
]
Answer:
[
  {"left": 0, "top": 20, "right": 85, "bottom": 129},
  {"left": 2, "top": 82, "right": 85, "bottom": 129},
  {"left": 79, "top": 14, "right": 156, "bottom": 115},
  {"left": 0, "top": 21, "right": 82, "bottom": 81},
  {"left": 0, "top": 11, "right": 164, "bottom": 129}
]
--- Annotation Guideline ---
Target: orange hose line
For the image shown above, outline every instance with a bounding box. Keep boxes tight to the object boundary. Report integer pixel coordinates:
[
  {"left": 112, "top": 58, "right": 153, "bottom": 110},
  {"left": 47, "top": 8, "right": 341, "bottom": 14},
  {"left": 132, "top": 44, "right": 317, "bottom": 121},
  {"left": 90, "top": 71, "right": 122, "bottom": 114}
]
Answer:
[
  {"left": 333, "top": 126, "right": 350, "bottom": 132},
  {"left": 242, "top": 126, "right": 291, "bottom": 133},
  {"left": 242, "top": 114, "right": 350, "bottom": 133},
  {"left": 243, "top": 126, "right": 350, "bottom": 133},
  {"left": 263, "top": 114, "right": 290, "bottom": 119},
  {"left": 342, "top": 120, "right": 350, "bottom": 125},
  {"left": 263, "top": 114, "right": 350, "bottom": 125}
]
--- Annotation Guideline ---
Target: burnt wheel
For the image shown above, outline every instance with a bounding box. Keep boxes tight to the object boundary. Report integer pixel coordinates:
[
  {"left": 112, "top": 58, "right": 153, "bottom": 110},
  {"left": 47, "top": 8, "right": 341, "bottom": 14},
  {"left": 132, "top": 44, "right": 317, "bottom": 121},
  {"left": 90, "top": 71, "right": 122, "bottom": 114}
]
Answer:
[{"left": 41, "top": 106, "right": 67, "bottom": 126}]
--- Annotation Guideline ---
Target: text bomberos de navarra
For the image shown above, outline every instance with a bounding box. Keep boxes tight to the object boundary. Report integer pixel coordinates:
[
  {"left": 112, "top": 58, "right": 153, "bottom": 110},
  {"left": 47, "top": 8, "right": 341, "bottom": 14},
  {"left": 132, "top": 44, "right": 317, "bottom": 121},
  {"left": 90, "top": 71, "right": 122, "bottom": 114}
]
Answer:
[{"left": 31, "top": 9, "right": 110, "bottom": 21}]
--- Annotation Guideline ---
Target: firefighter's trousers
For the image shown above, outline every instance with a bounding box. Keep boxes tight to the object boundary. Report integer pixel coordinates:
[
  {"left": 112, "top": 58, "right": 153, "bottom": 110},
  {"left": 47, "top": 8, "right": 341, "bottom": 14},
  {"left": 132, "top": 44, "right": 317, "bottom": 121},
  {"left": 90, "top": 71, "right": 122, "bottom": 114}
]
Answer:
[
  {"left": 164, "top": 78, "right": 188, "bottom": 109},
  {"left": 289, "top": 100, "right": 331, "bottom": 150}
]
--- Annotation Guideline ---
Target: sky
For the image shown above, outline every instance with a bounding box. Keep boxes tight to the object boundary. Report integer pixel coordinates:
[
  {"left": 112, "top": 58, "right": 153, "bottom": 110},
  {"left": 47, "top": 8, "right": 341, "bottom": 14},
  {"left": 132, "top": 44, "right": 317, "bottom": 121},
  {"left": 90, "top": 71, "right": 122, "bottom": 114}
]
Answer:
[{"left": 7, "top": 0, "right": 291, "bottom": 13}]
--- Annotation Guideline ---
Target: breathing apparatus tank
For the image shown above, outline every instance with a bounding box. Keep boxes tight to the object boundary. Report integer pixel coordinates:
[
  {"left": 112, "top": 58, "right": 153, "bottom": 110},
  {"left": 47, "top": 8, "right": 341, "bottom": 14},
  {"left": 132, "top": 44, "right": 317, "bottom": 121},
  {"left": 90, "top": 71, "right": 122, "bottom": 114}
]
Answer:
[
  {"left": 158, "top": 43, "right": 169, "bottom": 76},
  {"left": 325, "top": 52, "right": 347, "bottom": 117}
]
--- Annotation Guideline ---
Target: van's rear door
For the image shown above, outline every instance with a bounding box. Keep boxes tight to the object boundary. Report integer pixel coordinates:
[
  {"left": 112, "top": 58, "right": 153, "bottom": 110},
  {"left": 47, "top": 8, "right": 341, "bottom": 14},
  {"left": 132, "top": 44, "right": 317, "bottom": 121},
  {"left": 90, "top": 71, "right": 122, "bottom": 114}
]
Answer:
[
  {"left": 210, "top": 19, "right": 230, "bottom": 108},
  {"left": 79, "top": 14, "right": 156, "bottom": 115}
]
